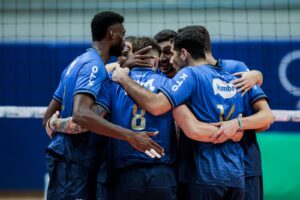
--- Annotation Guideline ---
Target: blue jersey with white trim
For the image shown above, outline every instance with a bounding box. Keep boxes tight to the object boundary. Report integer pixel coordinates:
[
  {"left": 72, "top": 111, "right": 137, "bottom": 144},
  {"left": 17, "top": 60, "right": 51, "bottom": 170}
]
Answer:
[
  {"left": 97, "top": 67, "right": 177, "bottom": 169},
  {"left": 48, "top": 48, "right": 108, "bottom": 170},
  {"left": 219, "top": 59, "right": 268, "bottom": 176},
  {"left": 160, "top": 64, "right": 248, "bottom": 188}
]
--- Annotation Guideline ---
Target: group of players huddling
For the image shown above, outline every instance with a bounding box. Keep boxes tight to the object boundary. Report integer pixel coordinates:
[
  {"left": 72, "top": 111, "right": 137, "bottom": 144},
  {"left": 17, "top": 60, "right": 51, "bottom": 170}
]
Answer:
[{"left": 43, "top": 11, "right": 274, "bottom": 200}]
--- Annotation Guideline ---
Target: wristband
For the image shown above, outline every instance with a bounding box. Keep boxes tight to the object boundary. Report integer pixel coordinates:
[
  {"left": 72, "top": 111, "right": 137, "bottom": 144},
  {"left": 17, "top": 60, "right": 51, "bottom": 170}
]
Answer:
[{"left": 237, "top": 118, "right": 243, "bottom": 129}]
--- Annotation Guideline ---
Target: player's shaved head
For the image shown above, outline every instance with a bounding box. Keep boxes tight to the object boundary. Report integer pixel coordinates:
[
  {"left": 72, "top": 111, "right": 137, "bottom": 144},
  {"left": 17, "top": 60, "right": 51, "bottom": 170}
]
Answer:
[
  {"left": 91, "top": 11, "right": 124, "bottom": 41},
  {"left": 174, "top": 26, "right": 206, "bottom": 60}
]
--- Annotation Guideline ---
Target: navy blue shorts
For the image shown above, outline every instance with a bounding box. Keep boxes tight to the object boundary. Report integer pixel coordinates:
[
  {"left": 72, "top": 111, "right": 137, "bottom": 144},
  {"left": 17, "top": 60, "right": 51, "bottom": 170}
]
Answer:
[
  {"left": 178, "top": 182, "right": 245, "bottom": 200},
  {"left": 46, "top": 150, "right": 97, "bottom": 200},
  {"left": 245, "top": 176, "right": 263, "bottom": 200},
  {"left": 112, "top": 164, "right": 177, "bottom": 200}
]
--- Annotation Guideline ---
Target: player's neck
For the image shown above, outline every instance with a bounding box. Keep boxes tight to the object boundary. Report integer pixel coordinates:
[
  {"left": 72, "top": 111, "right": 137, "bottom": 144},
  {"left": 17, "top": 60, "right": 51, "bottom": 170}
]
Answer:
[
  {"left": 205, "top": 52, "right": 217, "bottom": 65},
  {"left": 92, "top": 41, "right": 110, "bottom": 64},
  {"left": 189, "top": 58, "right": 208, "bottom": 67}
]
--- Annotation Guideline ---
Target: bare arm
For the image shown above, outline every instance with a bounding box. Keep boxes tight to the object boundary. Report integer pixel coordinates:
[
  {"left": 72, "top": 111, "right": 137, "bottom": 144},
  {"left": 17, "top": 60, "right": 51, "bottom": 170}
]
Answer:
[
  {"left": 239, "top": 98, "right": 274, "bottom": 130},
  {"left": 172, "top": 105, "right": 219, "bottom": 142},
  {"left": 43, "top": 99, "right": 61, "bottom": 128},
  {"left": 211, "top": 98, "right": 274, "bottom": 143},
  {"left": 72, "top": 93, "right": 164, "bottom": 156},
  {"left": 49, "top": 104, "right": 107, "bottom": 134},
  {"left": 112, "top": 67, "right": 172, "bottom": 115}
]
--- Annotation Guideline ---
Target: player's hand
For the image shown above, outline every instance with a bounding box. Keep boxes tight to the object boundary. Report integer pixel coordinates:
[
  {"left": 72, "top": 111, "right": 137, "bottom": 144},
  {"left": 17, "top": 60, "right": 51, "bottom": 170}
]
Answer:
[
  {"left": 121, "top": 46, "right": 156, "bottom": 69},
  {"left": 46, "top": 111, "right": 59, "bottom": 139},
  {"left": 105, "top": 62, "right": 120, "bottom": 73},
  {"left": 127, "top": 131, "right": 165, "bottom": 159},
  {"left": 209, "top": 119, "right": 240, "bottom": 144},
  {"left": 231, "top": 129, "right": 244, "bottom": 142},
  {"left": 232, "top": 71, "right": 258, "bottom": 94},
  {"left": 64, "top": 117, "right": 88, "bottom": 134},
  {"left": 112, "top": 67, "right": 130, "bottom": 83}
]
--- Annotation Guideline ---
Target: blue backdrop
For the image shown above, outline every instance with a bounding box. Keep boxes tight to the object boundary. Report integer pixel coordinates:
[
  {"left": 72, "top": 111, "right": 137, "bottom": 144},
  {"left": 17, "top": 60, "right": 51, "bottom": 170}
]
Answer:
[{"left": 0, "top": 41, "right": 300, "bottom": 189}]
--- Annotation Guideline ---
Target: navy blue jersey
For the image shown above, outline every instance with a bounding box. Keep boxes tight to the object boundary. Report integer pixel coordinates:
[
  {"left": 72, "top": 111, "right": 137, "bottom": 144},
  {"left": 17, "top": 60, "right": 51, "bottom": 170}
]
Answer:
[
  {"left": 48, "top": 48, "right": 109, "bottom": 170},
  {"left": 160, "top": 64, "right": 255, "bottom": 188},
  {"left": 97, "top": 67, "right": 177, "bottom": 169},
  {"left": 219, "top": 59, "right": 268, "bottom": 176}
]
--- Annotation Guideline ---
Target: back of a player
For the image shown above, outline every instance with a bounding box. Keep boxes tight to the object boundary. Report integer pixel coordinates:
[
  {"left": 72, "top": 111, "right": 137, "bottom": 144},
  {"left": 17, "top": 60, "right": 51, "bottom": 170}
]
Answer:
[
  {"left": 98, "top": 68, "right": 177, "bottom": 200},
  {"left": 160, "top": 64, "right": 246, "bottom": 200}
]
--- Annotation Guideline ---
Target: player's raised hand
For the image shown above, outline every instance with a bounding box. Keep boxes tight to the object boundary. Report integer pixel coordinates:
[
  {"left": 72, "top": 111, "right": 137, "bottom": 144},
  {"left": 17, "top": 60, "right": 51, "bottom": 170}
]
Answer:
[
  {"left": 112, "top": 67, "right": 130, "bottom": 83},
  {"left": 232, "top": 71, "right": 260, "bottom": 94},
  {"left": 210, "top": 119, "right": 240, "bottom": 143},
  {"left": 127, "top": 131, "right": 164, "bottom": 159},
  {"left": 121, "top": 46, "right": 156, "bottom": 69}
]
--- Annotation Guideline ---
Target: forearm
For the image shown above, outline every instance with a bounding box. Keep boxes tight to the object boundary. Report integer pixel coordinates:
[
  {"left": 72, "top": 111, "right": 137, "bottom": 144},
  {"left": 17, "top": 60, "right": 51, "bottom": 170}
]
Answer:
[
  {"left": 50, "top": 117, "right": 85, "bottom": 134},
  {"left": 43, "top": 99, "right": 61, "bottom": 127},
  {"left": 240, "top": 107, "right": 273, "bottom": 131},
  {"left": 173, "top": 105, "right": 218, "bottom": 142},
  {"left": 118, "top": 75, "right": 170, "bottom": 115},
  {"left": 72, "top": 110, "right": 135, "bottom": 141},
  {"left": 187, "top": 122, "right": 219, "bottom": 142}
]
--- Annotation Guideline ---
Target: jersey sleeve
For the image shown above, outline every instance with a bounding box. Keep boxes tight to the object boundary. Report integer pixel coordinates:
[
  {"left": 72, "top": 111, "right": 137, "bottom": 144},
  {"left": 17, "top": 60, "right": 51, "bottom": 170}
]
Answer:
[
  {"left": 95, "top": 80, "right": 112, "bottom": 113},
  {"left": 247, "top": 85, "right": 268, "bottom": 105},
  {"left": 235, "top": 61, "right": 250, "bottom": 73},
  {"left": 74, "top": 61, "right": 107, "bottom": 100},
  {"left": 159, "top": 68, "right": 195, "bottom": 108},
  {"left": 53, "top": 70, "right": 65, "bottom": 103}
]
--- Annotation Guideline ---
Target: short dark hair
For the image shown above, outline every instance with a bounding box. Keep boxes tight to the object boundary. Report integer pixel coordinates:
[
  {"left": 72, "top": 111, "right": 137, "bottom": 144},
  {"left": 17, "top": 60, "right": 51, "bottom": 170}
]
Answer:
[
  {"left": 125, "top": 36, "right": 136, "bottom": 43},
  {"left": 91, "top": 11, "right": 124, "bottom": 41},
  {"left": 174, "top": 26, "right": 206, "bottom": 60},
  {"left": 154, "top": 29, "right": 177, "bottom": 43},
  {"left": 132, "top": 37, "right": 161, "bottom": 55},
  {"left": 178, "top": 25, "right": 211, "bottom": 52}
]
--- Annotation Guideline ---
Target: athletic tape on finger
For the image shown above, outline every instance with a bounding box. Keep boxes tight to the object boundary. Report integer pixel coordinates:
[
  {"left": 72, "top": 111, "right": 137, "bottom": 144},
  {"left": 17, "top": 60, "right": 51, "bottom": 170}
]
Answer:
[
  {"left": 150, "top": 148, "right": 161, "bottom": 159},
  {"left": 145, "top": 150, "right": 155, "bottom": 159}
]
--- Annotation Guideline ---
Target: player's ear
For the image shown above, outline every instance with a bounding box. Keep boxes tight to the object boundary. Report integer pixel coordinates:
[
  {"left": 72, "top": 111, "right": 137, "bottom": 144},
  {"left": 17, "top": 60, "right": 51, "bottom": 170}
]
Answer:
[
  {"left": 181, "top": 48, "right": 188, "bottom": 61},
  {"left": 108, "top": 28, "right": 116, "bottom": 40}
]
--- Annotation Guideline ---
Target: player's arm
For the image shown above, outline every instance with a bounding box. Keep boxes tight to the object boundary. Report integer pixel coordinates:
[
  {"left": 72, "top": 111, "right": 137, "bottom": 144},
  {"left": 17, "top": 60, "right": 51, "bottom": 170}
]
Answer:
[
  {"left": 43, "top": 99, "right": 62, "bottom": 138},
  {"left": 230, "top": 61, "right": 263, "bottom": 93},
  {"left": 47, "top": 104, "right": 106, "bottom": 134},
  {"left": 112, "top": 67, "right": 172, "bottom": 116},
  {"left": 239, "top": 98, "right": 274, "bottom": 130},
  {"left": 43, "top": 99, "right": 61, "bottom": 128},
  {"left": 72, "top": 93, "right": 164, "bottom": 157},
  {"left": 172, "top": 104, "right": 219, "bottom": 142},
  {"left": 211, "top": 98, "right": 274, "bottom": 143},
  {"left": 232, "top": 70, "right": 263, "bottom": 93}
]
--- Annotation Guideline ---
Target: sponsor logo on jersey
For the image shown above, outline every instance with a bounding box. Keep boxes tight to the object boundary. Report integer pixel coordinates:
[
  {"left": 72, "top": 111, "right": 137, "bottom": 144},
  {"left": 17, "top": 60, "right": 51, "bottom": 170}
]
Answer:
[
  {"left": 88, "top": 66, "right": 99, "bottom": 86},
  {"left": 172, "top": 73, "right": 188, "bottom": 91},
  {"left": 213, "top": 78, "right": 237, "bottom": 99}
]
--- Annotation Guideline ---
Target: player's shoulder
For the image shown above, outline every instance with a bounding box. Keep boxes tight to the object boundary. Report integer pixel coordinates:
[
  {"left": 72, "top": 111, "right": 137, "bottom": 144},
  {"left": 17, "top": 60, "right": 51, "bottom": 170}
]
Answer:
[
  {"left": 219, "top": 59, "right": 248, "bottom": 73},
  {"left": 221, "top": 59, "right": 244, "bottom": 67},
  {"left": 80, "top": 48, "right": 104, "bottom": 65}
]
